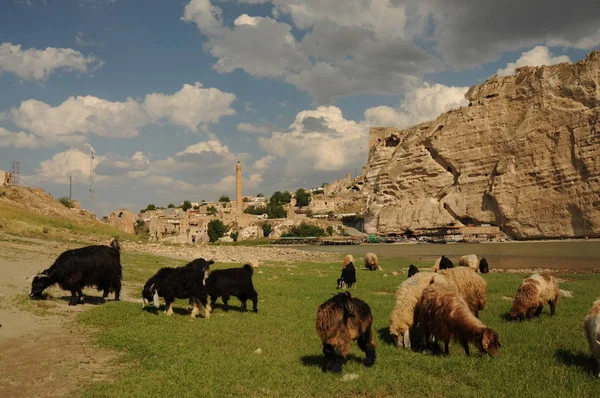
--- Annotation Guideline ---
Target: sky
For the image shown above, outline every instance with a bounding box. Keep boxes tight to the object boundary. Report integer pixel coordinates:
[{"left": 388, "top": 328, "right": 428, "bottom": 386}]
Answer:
[{"left": 0, "top": 0, "right": 598, "bottom": 217}]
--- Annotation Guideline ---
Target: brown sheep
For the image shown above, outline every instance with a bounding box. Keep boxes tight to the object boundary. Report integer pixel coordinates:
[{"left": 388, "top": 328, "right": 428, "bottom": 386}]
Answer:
[
  {"left": 584, "top": 299, "right": 600, "bottom": 377},
  {"left": 417, "top": 284, "right": 501, "bottom": 356},
  {"left": 509, "top": 271, "right": 559, "bottom": 321},
  {"left": 316, "top": 292, "right": 376, "bottom": 373}
]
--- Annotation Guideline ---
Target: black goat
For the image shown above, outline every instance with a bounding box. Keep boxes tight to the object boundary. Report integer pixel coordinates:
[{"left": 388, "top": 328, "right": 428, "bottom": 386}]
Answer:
[
  {"left": 205, "top": 264, "right": 258, "bottom": 313},
  {"left": 316, "top": 292, "right": 376, "bottom": 373},
  {"left": 439, "top": 255, "right": 454, "bottom": 270},
  {"left": 142, "top": 263, "right": 211, "bottom": 318},
  {"left": 30, "top": 245, "right": 122, "bottom": 306},
  {"left": 110, "top": 238, "right": 121, "bottom": 252},
  {"left": 479, "top": 258, "right": 489, "bottom": 273},
  {"left": 407, "top": 264, "right": 420, "bottom": 278},
  {"left": 337, "top": 262, "right": 356, "bottom": 289}
]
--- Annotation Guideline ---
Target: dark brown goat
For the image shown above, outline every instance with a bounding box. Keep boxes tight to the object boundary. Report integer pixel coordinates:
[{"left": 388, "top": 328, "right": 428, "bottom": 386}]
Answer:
[
  {"left": 416, "top": 284, "right": 501, "bottom": 357},
  {"left": 316, "top": 292, "right": 376, "bottom": 373}
]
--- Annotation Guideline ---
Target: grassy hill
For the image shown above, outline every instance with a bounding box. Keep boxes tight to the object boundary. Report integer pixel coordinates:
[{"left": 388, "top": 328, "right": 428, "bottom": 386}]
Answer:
[{"left": 0, "top": 185, "right": 138, "bottom": 242}]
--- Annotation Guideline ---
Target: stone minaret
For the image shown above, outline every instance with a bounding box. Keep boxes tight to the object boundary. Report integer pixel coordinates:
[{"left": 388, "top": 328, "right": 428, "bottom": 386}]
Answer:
[{"left": 236, "top": 161, "right": 242, "bottom": 214}]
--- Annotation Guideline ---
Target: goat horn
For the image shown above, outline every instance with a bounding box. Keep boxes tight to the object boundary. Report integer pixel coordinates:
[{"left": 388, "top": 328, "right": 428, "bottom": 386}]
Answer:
[{"left": 596, "top": 339, "right": 600, "bottom": 345}]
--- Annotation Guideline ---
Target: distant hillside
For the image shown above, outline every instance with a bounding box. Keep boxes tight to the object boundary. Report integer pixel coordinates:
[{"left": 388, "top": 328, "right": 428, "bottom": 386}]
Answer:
[{"left": 0, "top": 185, "right": 137, "bottom": 242}]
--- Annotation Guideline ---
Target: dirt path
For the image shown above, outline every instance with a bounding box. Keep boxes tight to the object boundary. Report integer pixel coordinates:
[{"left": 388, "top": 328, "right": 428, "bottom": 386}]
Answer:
[{"left": 0, "top": 234, "right": 119, "bottom": 397}]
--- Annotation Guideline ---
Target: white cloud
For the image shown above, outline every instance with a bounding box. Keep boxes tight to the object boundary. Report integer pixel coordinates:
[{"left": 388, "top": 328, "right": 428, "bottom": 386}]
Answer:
[
  {"left": 237, "top": 122, "right": 271, "bottom": 134},
  {"left": 24, "top": 146, "right": 107, "bottom": 185},
  {"left": 143, "top": 82, "right": 236, "bottom": 130},
  {"left": 175, "top": 140, "right": 230, "bottom": 156},
  {"left": 259, "top": 106, "right": 367, "bottom": 175},
  {"left": 9, "top": 96, "right": 149, "bottom": 144},
  {"left": 253, "top": 155, "right": 275, "bottom": 170},
  {"left": 6, "top": 82, "right": 237, "bottom": 146},
  {"left": 0, "top": 42, "right": 103, "bottom": 80},
  {"left": 181, "top": 0, "right": 225, "bottom": 37},
  {"left": 364, "top": 83, "right": 469, "bottom": 128},
  {"left": 95, "top": 151, "right": 151, "bottom": 178},
  {"left": 183, "top": 0, "right": 437, "bottom": 104},
  {"left": 0, "top": 127, "right": 43, "bottom": 148},
  {"left": 497, "top": 46, "right": 571, "bottom": 76}
]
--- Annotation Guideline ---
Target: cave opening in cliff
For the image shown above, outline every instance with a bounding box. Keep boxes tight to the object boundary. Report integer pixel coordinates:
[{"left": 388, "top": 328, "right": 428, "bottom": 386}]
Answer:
[{"left": 385, "top": 135, "right": 400, "bottom": 147}]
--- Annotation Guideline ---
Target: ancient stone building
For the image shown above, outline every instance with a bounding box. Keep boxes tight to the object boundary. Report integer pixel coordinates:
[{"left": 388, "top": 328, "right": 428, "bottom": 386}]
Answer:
[{"left": 107, "top": 209, "right": 136, "bottom": 234}]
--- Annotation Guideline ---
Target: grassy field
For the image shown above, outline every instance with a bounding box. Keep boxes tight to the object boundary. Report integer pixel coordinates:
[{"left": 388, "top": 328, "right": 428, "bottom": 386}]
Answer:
[
  {"left": 0, "top": 202, "right": 138, "bottom": 242},
  {"left": 74, "top": 256, "right": 599, "bottom": 398}
]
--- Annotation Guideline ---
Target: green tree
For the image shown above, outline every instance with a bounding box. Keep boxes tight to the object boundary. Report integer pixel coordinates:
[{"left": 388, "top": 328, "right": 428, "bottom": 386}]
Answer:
[
  {"left": 282, "top": 222, "right": 326, "bottom": 237},
  {"left": 326, "top": 226, "right": 334, "bottom": 236},
  {"left": 207, "top": 219, "right": 228, "bottom": 242},
  {"left": 262, "top": 222, "right": 273, "bottom": 237},
  {"left": 146, "top": 204, "right": 156, "bottom": 211},
  {"left": 58, "top": 197, "right": 73, "bottom": 208},
  {"left": 206, "top": 205, "right": 218, "bottom": 216},
  {"left": 266, "top": 203, "right": 285, "bottom": 219},
  {"left": 244, "top": 205, "right": 267, "bottom": 215},
  {"left": 269, "top": 191, "right": 291, "bottom": 205},
  {"left": 306, "top": 209, "right": 314, "bottom": 218},
  {"left": 294, "top": 188, "right": 311, "bottom": 207},
  {"left": 181, "top": 200, "right": 192, "bottom": 212},
  {"left": 167, "top": 203, "right": 175, "bottom": 208},
  {"left": 193, "top": 205, "right": 200, "bottom": 210},
  {"left": 219, "top": 195, "right": 230, "bottom": 203},
  {"left": 230, "top": 231, "right": 239, "bottom": 242}
]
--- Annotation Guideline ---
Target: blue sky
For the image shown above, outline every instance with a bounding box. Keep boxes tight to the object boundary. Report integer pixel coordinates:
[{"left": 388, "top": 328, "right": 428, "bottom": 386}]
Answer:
[{"left": 0, "top": 0, "right": 598, "bottom": 216}]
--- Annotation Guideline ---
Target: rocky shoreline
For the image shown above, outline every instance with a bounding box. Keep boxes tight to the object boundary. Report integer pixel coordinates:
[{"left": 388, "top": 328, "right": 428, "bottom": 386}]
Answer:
[{"left": 122, "top": 241, "right": 340, "bottom": 264}]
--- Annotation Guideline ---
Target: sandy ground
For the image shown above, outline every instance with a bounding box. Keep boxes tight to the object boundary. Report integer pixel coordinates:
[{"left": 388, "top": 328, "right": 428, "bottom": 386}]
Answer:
[{"left": 0, "top": 235, "right": 119, "bottom": 398}]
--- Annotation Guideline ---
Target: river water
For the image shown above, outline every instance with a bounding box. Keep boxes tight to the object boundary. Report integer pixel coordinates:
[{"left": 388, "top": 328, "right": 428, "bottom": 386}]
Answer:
[{"left": 297, "top": 240, "right": 600, "bottom": 271}]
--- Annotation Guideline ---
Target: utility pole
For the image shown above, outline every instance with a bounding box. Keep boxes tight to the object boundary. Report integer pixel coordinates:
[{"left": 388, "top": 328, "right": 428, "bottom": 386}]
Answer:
[{"left": 69, "top": 175, "right": 72, "bottom": 203}]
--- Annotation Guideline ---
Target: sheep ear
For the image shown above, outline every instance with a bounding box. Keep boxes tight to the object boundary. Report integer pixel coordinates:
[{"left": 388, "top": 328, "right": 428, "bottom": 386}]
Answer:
[{"left": 152, "top": 291, "right": 160, "bottom": 308}]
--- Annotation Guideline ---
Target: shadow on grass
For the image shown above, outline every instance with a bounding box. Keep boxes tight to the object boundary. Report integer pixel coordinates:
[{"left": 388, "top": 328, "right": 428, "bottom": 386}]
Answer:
[
  {"left": 58, "top": 295, "right": 115, "bottom": 306},
  {"left": 301, "top": 353, "right": 366, "bottom": 369},
  {"left": 377, "top": 327, "right": 395, "bottom": 346},
  {"left": 554, "top": 349, "right": 597, "bottom": 376}
]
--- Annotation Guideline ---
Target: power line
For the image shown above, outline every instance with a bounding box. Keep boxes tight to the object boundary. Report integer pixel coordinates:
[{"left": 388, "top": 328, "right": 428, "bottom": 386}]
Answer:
[
  {"left": 10, "top": 161, "right": 20, "bottom": 186},
  {"left": 89, "top": 149, "right": 95, "bottom": 213}
]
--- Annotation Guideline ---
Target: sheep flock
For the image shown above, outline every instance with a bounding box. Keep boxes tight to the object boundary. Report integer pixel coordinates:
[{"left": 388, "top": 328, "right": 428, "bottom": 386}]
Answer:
[{"left": 29, "top": 244, "right": 599, "bottom": 378}]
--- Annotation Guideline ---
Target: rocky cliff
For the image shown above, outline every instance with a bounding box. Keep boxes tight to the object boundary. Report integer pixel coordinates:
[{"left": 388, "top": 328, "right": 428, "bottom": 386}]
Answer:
[{"left": 363, "top": 51, "right": 600, "bottom": 239}]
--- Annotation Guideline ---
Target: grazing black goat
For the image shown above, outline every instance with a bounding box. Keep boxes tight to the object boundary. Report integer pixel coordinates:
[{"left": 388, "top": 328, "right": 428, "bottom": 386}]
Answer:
[
  {"left": 439, "top": 255, "right": 454, "bottom": 270},
  {"left": 407, "top": 264, "right": 420, "bottom": 278},
  {"left": 316, "top": 292, "right": 376, "bottom": 373},
  {"left": 479, "top": 258, "right": 489, "bottom": 273},
  {"left": 109, "top": 238, "right": 121, "bottom": 252},
  {"left": 30, "top": 245, "right": 122, "bottom": 306},
  {"left": 142, "top": 261, "right": 211, "bottom": 318},
  {"left": 205, "top": 264, "right": 258, "bottom": 313},
  {"left": 337, "top": 262, "right": 356, "bottom": 289}
]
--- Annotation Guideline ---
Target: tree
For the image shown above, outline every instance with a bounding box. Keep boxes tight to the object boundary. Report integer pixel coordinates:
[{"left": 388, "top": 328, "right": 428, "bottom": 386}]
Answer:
[
  {"left": 58, "top": 197, "right": 73, "bottom": 208},
  {"left": 181, "top": 200, "right": 192, "bottom": 212},
  {"left": 266, "top": 203, "right": 285, "bottom": 219},
  {"left": 230, "top": 231, "right": 238, "bottom": 242},
  {"left": 207, "top": 219, "right": 228, "bottom": 242},
  {"left": 243, "top": 197, "right": 249, "bottom": 202},
  {"left": 206, "top": 205, "right": 218, "bottom": 216},
  {"left": 294, "top": 188, "right": 311, "bottom": 207},
  {"left": 193, "top": 205, "right": 200, "bottom": 210},
  {"left": 262, "top": 222, "right": 273, "bottom": 237},
  {"left": 146, "top": 204, "right": 156, "bottom": 211},
  {"left": 219, "top": 195, "right": 230, "bottom": 203},
  {"left": 269, "top": 191, "right": 291, "bottom": 206},
  {"left": 244, "top": 205, "right": 267, "bottom": 215},
  {"left": 326, "top": 226, "right": 334, "bottom": 236},
  {"left": 282, "top": 222, "right": 326, "bottom": 237},
  {"left": 306, "top": 209, "right": 314, "bottom": 218},
  {"left": 167, "top": 203, "right": 175, "bottom": 208}
]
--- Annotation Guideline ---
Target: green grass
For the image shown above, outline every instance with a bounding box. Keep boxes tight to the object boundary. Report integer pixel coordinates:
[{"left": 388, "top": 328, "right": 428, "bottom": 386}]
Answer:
[
  {"left": 75, "top": 256, "right": 600, "bottom": 398},
  {"left": 0, "top": 202, "right": 139, "bottom": 242}
]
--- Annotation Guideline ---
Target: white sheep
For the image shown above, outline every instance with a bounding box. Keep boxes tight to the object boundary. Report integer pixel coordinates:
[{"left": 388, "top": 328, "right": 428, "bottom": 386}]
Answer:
[
  {"left": 438, "top": 267, "right": 488, "bottom": 318},
  {"left": 584, "top": 298, "right": 600, "bottom": 377},
  {"left": 459, "top": 254, "right": 479, "bottom": 272},
  {"left": 389, "top": 272, "right": 448, "bottom": 348},
  {"left": 364, "top": 252, "right": 382, "bottom": 271}
]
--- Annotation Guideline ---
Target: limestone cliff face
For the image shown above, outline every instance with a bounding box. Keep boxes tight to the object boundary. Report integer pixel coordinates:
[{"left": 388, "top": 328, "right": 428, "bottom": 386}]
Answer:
[{"left": 363, "top": 51, "right": 600, "bottom": 239}]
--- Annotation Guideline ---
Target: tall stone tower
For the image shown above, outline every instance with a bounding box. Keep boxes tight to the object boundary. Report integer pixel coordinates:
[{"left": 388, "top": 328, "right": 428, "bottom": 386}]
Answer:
[{"left": 236, "top": 161, "right": 242, "bottom": 214}]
